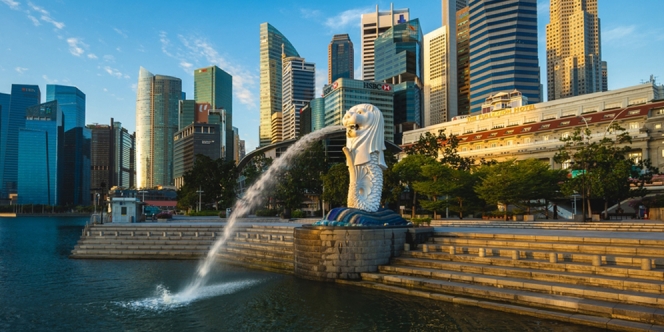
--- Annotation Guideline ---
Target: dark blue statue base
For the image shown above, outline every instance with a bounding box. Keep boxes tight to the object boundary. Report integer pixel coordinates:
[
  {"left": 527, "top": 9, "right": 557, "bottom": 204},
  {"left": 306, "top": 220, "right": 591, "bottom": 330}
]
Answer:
[{"left": 313, "top": 207, "right": 409, "bottom": 227}]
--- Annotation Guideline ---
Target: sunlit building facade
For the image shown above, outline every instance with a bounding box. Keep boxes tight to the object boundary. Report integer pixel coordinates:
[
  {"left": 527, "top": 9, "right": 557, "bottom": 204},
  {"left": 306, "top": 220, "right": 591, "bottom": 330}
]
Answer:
[
  {"left": 259, "top": 23, "right": 299, "bottom": 147},
  {"left": 361, "top": 5, "right": 409, "bottom": 81},
  {"left": 281, "top": 55, "right": 315, "bottom": 141},
  {"left": 135, "top": 67, "right": 182, "bottom": 188}
]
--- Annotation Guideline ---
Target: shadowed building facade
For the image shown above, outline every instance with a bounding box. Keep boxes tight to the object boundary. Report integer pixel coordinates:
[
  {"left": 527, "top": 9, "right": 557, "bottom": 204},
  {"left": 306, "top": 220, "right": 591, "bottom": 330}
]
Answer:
[
  {"left": 468, "top": 0, "right": 541, "bottom": 113},
  {"left": 194, "top": 66, "right": 233, "bottom": 161},
  {"left": 328, "top": 34, "right": 354, "bottom": 83},
  {"left": 361, "top": 5, "right": 409, "bottom": 81}
]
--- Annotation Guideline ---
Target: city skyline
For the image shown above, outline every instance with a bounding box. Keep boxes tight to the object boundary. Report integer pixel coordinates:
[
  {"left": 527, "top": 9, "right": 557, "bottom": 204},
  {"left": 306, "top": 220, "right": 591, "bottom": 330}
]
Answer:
[{"left": 2, "top": 0, "right": 664, "bottom": 151}]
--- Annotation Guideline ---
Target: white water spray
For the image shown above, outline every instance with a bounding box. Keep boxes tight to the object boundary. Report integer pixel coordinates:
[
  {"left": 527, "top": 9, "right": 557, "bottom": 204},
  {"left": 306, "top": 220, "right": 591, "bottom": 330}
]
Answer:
[{"left": 180, "top": 125, "right": 344, "bottom": 296}]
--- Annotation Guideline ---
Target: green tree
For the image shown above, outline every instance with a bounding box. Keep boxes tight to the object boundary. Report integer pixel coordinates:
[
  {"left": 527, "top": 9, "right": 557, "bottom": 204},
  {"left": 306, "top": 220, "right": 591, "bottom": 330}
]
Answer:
[
  {"left": 241, "top": 153, "right": 273, "bottom": 189},
  {"left": 321, "top": 163, "right": 349, "bottom": 208},
  {"left": 404, "top": 129, "right": 475, "bottom": 171},
  {"left": 553, "top": 124, "right": 658, "bottom": 219},
  {"left": 475, "top": 159, "right": 565, "bottom": 220},
  {"left": 177, "top": 155, "right": 239, "bottom": 212},
  {"left": 381, "top": 152, "right": 402, "bottom": 209},
  {"left": 412, "top": 163, "right": 452, "bottom": 219},
  {"left": 393, "top": 154, "right": 437, "bottom": 218},
  {"left": 274, "top": 142, "right": 328, "bottom": 216}
]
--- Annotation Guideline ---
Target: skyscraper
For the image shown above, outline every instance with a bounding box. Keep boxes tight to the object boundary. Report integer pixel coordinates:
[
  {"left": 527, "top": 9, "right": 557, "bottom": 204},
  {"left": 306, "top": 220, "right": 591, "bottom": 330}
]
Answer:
[
  {"left": 18, "top": 101, "right": 64, "bottom": 205},
  {"left": 0, "top": 92, "right": 10, "bottom": 203},
  {"left": 135, "top": 67, "right": 182, "bottom": 188},
  {"left": 468, "top": 0, "right": 540, "bottom": 113},
  {"left": 46, "top": 84, "right": 90, "bottom": 206},
  {"left": 423, "top": 26, "right": 449, "bottom": 126},
  {"left": 281, "top": 54, "right": 315, "bottom": 141},
  {"left": 88, "top": 120, "right": 135, "bottom": 201},
  {"left": 1, "top": 85, "right": 40, "bottom": 200},
  {"left": 328, "top": 34, "right": 354, "bottom": 83},
  {"left": 456, "top": 6, "right": 471, "bottom": 115},
  {"left": 547, "top": 0, "right": 606, "bottom": 100},
  {"left": 114, "top": 121, "right": 135, "bottom": 189},
  {"left": 375, "top": 19, "right": 423, "bottom": 144},
  {"left": 361, "top": 4, "right": 409, "bottom": 81},
  {"left": 259, "top": 23, "right": 299, "bottom": 147},
  {"left": 194, "top": 65, "right": 233, "bottom": 160}
]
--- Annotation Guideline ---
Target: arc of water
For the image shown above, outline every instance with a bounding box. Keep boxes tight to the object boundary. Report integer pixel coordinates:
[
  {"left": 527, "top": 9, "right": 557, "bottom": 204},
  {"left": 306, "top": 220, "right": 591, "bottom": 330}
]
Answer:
[{"left": 182, "top": 125, "right": 344, "bottom": 295}]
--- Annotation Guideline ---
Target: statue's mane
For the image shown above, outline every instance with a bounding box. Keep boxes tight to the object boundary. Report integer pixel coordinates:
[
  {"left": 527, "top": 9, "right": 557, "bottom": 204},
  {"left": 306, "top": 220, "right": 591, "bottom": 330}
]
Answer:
[{"left": 347, "top": 104, "right": 387, "bottom": 169}]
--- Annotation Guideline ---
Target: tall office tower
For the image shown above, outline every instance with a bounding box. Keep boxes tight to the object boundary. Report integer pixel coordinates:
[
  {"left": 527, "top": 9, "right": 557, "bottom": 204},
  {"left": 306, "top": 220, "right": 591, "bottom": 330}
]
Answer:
[
  {"left": 310, "top": 98, "right": 326, "bottom": 132},
  {"left": 456, "top": 6, "right": 471, "bottom": 115},
  {"left": 88, "top": 123, "right": 113, "bottom": 199},
  {"left": 18, "top": 101, "right": 64, "bottom": 205},
  {"left": 0, "top": 92, "right": 10, "bottom": 203},
  {"left": 281, "top": 53, "right": 315, "bottom": 141},
  {"left": 46, "top": 85, "right": 90, "bottom": 205},
  {"left": 113, "top": 122, "right": 135, "bottom": 188},
  {"left": 238, "top": 140, "right": 246, "bottom": 160},
  {"left": 1, "top": 85, "right": 40, "bottom": 201},
  {"left": 259, "top": 23, "right": 300, "bottom": 147},
  {"left": 328, "top": 34, "right": 354, "bottom": 83},
  {"left": 173, "top": 122, "right": 220, "bottom": 189},
  {"left": 375, "top": 19, "right": 423, "bottom": 144},
  {"left": 546, "top": 0, "right": 606, "bottom": 100},
  {"left": 468, "top": 0, "right": 540, "bottom": 113},
  {"left": 299, "top": 105, "right": 312, "bottom": 137},
  {"left": 423, "top": 27, "right": 449, "bottom": 127},
  {"left": 438, "top": 0, "right": 467, "bottom": 121},
  {"left": 135, "top": 67, "right": 182, "bottom": 188},
  {"left": 271, "top": 112, "right": 283, "bottom": 144},
  {"left": 194, "top": 66, "right": 233, "bottom": 160},
  {"left": 232, "top": 127, "right": 240, "bottom": 164},
  {"left": 601, "top": 61, "right": 608, "bottom": 92},
  {"left": 361, "top": 4, "right": 409, "bottom": 81},
  {"left": 178, "top": 99, "right": 196, "bottom": 130}
]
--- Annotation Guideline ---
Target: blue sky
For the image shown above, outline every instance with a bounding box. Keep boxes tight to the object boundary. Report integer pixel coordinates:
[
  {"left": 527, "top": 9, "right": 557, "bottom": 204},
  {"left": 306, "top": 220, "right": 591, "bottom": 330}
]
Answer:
[{"left": 1, "top": 0, "right": 663, "bottom": 151}]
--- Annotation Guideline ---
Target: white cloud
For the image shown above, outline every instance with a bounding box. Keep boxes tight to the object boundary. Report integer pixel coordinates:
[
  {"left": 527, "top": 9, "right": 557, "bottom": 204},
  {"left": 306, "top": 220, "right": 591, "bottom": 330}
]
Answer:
[
  {"left": 103, "top": 54, "right": 115, "bottom": 62},
  {"left": 160, "top": 31, "right": 258, "bottom": 108},
  {"left": 113, "top": 27, "right": 128, "bottom": 38},
  {"left": 67, "top": 38, "right": 86, "bottom": 56},
  {"left": 324, "top": 7, "right": 372, "bottom": 30},
  {"left": 604, "top": 25, "right": 636, "bottom": 42},
  {"left": 28, "top": 1, "right": 48, "bottom": 15},
  {"left": 300, "top": 8, "right": 321, "bottom": 19},
  {"left": 1, "top": 0, "right": 19, "bottom": 10},
  {"left": 28, "top": 15, "right": 40, "bottom": 26},
  {"left": 42, "top": 75, "right": 58, "bottom": 84},
  {"left": 103, "top": 88, "right": 108, "bottom": 92},
  {"left": 15, "top": 67, "right": 28, "bottom": 73},
  {"left": 130, "top": 83, "right": 137, "bottom": 92},
  {"left": 40, "top": 14, "right": 64, "bottom": 29},
  {"left": 103, "top": 66, "right": 129, "bottom": 79},
  {"left": 87, "top": 53, "right": 98, "bottom": 59},
  {"left": 315, "top": 69, "right": 327, "bottom": 97}
]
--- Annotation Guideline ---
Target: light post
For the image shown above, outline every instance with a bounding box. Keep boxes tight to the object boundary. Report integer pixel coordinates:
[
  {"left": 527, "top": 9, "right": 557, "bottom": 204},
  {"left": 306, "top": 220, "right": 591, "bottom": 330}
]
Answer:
[
  {"left": 196, "top": 187, "right": 204, "bottom": 212},
  {"left": 138, "top": 190, "right": 147, "bottom": 217}
]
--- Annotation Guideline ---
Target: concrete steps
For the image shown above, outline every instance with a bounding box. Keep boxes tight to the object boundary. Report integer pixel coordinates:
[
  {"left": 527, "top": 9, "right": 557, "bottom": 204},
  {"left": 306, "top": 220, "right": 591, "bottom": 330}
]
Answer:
[{"left": 431, "top": 221, "right": 664, "bottom": 232}]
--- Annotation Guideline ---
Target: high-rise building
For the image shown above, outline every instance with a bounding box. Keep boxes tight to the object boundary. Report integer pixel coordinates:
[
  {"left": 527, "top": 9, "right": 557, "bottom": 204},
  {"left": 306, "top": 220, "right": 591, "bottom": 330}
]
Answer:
[
  {"left": 232, "top": 127, "right": 240, "bottom": 164},
  {"left": 178, "top": 99, "right": 196, "bottom": 131},
  {"left": 310, "top": 98, "right": 326, "bottom": 132},
  {"left": 323, "top": 78, "right": 394, "bottom": 142},
  {"left": 375, "top": 19, "right": 423, "bottom": 144},
  {"left": 1, "top": 85, "right": 40, "bottom": 200},
  {"left": 271, "top": 112, "right": 283, "bottom": 144},
  {"left": 361, "top": 5, "right": 409, "bottom": 81},
  {"left": 328, "top": 34, "right": 354, "bottom": 83},
  {"left": 456, "top": 6, "right": 471, "bottom": 115},
  {"left": 173, "top": 123, "right": 221, "bottom": 189},
  {"left": 238, "top": 140, "right": 246, "bottom": 161},
  {"left": 259, "top": 23, "right": 300, "bottom": 147},
  {"left": 194, "top": 65, "right": 233, "bottom": 160},
  {"left": 468, "top": 0, "right": 540, "bottom": 113},
  {"left": 546, "top": 0, "right": 606, "bottom": 100},
  {"left": 114, "top": 122, "right": 135, "bottom": 189},
  {"left": 135, "top": 67, "right": 182, "bottom": 188},
  {"left": 46, "top": 85, "right": 90, "bottom": 206},
  {"left": 282, "top": 53, "right": 315, "bottom": 141},
  {"left": 423, "top": 26, "right": 449, "bottom": 127},
  {"left": 88, "top": 120, "right": 135, "bottom": 202},
  {"left": 299, "top": 104, "right": 312, "bottom": 137},
  {"left": 0, "top": 92, "right": 11, "bottom": 203},
  {"left": 18, "top": 101, "right": 64, "bottom": 205}
]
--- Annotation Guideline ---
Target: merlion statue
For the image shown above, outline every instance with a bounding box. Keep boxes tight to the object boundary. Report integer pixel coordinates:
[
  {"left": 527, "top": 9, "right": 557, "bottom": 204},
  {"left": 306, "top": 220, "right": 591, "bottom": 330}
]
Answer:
[
  {"left": 313, "top": 103, "right": 406, "bottom": 226},
  {"left": 342, "top": 104, "right": 387, "bottom": 212}
]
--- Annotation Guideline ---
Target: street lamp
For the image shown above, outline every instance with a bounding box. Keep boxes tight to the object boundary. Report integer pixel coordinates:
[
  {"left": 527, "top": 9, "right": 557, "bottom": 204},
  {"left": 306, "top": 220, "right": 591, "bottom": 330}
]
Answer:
[
  {"left": 196, "top": 187, "right": 204, "bottom": 212},
  {"left": 138, "top": 190, "right": 147, "bottom": 217}
]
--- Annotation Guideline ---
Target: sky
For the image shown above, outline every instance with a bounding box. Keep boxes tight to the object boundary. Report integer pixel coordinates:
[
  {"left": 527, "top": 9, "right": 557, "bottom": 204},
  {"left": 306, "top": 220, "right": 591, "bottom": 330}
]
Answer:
[{"left": 1, "top": 0, "right": 663, "bottom": 152}]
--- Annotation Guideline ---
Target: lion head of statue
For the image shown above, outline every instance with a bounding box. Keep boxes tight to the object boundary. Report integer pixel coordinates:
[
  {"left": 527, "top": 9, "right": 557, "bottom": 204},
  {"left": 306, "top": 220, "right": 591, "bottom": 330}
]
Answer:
[{"left": 342, "top": 104, "right": 387, "bottom": 169}]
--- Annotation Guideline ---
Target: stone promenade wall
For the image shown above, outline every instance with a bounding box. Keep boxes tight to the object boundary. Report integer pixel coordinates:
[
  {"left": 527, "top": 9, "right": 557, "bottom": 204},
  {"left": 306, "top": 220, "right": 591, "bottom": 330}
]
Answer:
[{"left": 293, "top": 226, "right": 407, "bottom": 281}]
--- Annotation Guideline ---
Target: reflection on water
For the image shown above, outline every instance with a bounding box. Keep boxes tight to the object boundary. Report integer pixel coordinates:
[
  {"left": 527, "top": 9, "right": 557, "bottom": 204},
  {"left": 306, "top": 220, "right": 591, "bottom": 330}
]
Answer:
[{"left": 0, "top": 217, "right": 602, "bottom": 332}]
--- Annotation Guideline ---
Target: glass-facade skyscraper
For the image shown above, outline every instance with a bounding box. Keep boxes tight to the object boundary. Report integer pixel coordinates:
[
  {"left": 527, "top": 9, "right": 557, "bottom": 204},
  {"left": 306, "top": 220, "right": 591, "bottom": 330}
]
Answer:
[
  {"left": 259, "top": 23, "right": 299, "bottom": 147},
  {"left": 18, "top": 101, "right": 64, "bottom": 205},
  {"left": 46, "top": 84, "right": 90, "bottom": 206},
  {"left": 135, "top": 67, "right": 182, "bottom": 188},
  {"left": 328, "top": 34, "right": 354, "bottom": 83},
  {"left": 1, "top": 85, "right": 40, "bottom": 200},
  {"left": 375, "top": 19, "right": 423, "bottom": 144},
  {"left": 281, "top": 56, "right": 315, "bottom": 141},
  {"left": 0, "top": 92, "right": 10, "bottom": 202},
  {"left": 361, "top": 5, "right": 409, "bottom": 81},
  {"left": 310, "top": 98, "right": 325, "bottom": 133},
  {"left": 468, "top": 0, "right": 540, "bottom": 113},
  {"left": 194, "top": 65, "right": 233, "bottom": 161}
]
